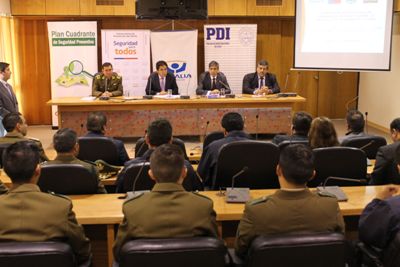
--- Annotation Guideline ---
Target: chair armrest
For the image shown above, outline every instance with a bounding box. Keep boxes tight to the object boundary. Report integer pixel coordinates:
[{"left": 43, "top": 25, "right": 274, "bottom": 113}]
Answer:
[
  {"left": 357, "top": 242, "right": 384, "bottom": 267},
  {"left": 228, "top": 248, "right": 245, "bottom": 267}
]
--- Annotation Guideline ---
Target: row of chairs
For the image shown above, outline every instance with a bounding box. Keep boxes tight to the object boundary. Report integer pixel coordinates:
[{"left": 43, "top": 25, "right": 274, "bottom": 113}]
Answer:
[{"left": 2, "top": 232, "right": 399, "bottom": 267}]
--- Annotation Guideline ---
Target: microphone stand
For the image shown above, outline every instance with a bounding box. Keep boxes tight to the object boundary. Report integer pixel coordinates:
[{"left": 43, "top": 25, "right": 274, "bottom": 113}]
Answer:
[
  {"left": 316, "top": 176, "right": 367, "bottom": 201},
  {"left": 225, "top": 166, "right": 250, "bottom": 203}
]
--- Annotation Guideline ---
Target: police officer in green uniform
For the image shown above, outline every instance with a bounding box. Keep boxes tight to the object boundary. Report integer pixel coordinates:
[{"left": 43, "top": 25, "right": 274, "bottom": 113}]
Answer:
[
  {"left": 43, "top": 128, "right": 107, "bottom": 194},
  {"left": 92, "top": 62, "right": 123, "bottom": 97},
  {"left": 235, "top": 144, "right": 345, "bottom": 258},
  {"left": 113, "top": 144, "right": 218, "bottom": 262},
  {"left": 0, "top": 112, "right": 48, "bottom": 162},
  {"left": 0, "top": 141, "right": 91, "bottom": 265}
]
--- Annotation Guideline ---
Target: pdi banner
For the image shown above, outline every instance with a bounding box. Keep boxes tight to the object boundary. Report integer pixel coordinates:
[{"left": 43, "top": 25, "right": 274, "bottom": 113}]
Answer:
[
  {"left": 47, "top": 21, "right": 98, "bottom": 126},
  {"left": 101, "top": 30, "right": 151, "bottom": 96},
  {"left": 204, "top": 25, "right": 257, "bottom": 94},
  {"left": 150, "top": 30, "right": 198, "bottom": 95}
]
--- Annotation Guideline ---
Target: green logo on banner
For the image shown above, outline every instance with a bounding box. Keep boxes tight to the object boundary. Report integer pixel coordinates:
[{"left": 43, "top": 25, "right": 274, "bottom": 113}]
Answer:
[{"left": 52, "top": 38, "right": 95, "bottom": 46}]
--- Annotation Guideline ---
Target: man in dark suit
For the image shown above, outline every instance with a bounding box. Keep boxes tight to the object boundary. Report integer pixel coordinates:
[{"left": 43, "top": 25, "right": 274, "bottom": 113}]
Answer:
[
  {"left": 145, "top": 60, "right": 179, "bottom": 95},
  {"left": 371, "top": 118, "right": 400, "bottom": 184},
  {"left": 0, "top": 62, "right": 19, "bottom": 136},
  {"left": 84, "top": 112, "right": 129, "bottom": 165},
  {"left": 242, "top": 60, "right": 280, "bottom": 95},
  {"left": 196, "top": 61, "right": 231, "bottom": 95},
  {"left": 197, "top": 112, "right": 250, "bottom": 188},
  {"left": 116, "top": 118, "right": 202, "bottom": 192},
  {"left": 272, "top": 111, "right": 312, "bottom": 145},
  {"left": 339, "top": 110, "right": 368, "bottom": 143}
]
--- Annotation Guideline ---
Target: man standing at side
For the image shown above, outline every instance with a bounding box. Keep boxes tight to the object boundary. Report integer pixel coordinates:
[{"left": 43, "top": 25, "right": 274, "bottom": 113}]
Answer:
[
  {"left": 272, "top": 111, "right": 312, "bottom": 145},
  {"left": 197, "top": 112, "right": 250, "bottom": 188},
  {"left": 0, "top": 62, "right": 18, "bottom": 136},
  {"left": 92, "top": 62, "right": 123, "bottom": 97},
  {"left": 371, "top": 118, "right": 400, "bottom": 184},
  {"left": 145, "top": 60, "right": 179, "bottom": 95},
  {"left": 235, "top": 144, "right": 344, "bottom": 257},
  {"left": 113, "top": 144, "right": 218, "bottom": 262},
  {"left": 242, "top": 60, "right": 280, "bottom": 95},
  {"left": 196, "top": 61, "right": 231, "bottom": 95},
  {"left": 0, "top": 141, "right": 91, "bottom": 265}
]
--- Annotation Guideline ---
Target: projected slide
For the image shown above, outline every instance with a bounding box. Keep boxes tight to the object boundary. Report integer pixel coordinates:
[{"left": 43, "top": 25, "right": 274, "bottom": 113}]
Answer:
[{"left": 295, "top": 0, "right": 393, "bottom": 70}]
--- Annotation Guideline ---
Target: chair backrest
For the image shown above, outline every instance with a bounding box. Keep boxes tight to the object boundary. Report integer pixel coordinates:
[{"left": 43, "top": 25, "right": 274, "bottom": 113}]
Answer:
[
  {"left": 309, "top": 147, "right": 367, "bottom": 187},
  {"left": 247, "top": 233, "right": 345, "bottom": 267},
  {"left": 0, "top": 143, "right": 11, "bottom": 168},
  {"left": 203, "top": 131, "right": 225, "bottom": 149},
  {"left": 77, "top": 137, "right": 120, "bottom": 165},
  {"left": 0, "top": 241, "right": 77, "bottom": 267},
  {"left": 120, "top": 162, "right": 154, "bottom": 193},
  {"left": 278, "top": 140, "right": 309, "bottom": 150},
  {"left": 341, "top": 135, "right": 387, "bottom": 159},
  {"left": 38, "top": 164, "right": 98, "bottom": 195},
  {"left": 135, "top": 137, "right": 189, "bottom": 160},
  {"left": 214, "top": 141, "right": 280, "bottom": 190},
  {"left": 119, "top": 237, "right": 228, "bottom": 267},
  {"left": 383, "top": 232, "right": 400, "bottom": 267}
]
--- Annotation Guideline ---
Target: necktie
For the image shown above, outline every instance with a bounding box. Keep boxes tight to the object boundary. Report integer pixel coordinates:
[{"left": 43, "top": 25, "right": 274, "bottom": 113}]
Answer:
[
  {"left": 161, "top": 77, "right": 165, "bottom": 91},
  {"left": 259, "top": 77, "right": 264, "bottom": 89},
  {"left": 212, "top": 77, "right": 216, "bottom": 89}
]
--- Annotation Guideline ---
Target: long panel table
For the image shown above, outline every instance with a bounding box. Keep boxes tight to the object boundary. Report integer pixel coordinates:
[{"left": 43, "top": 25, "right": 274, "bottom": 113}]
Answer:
[
  {"left": 64, "top": 186, "right": 382, "bottom": 267},
  {"left": 47, "top": 95, "right": 306, "bottom": 137}
]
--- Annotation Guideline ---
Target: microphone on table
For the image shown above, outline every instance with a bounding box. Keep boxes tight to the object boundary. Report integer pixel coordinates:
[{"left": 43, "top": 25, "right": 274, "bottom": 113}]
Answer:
[
  {"left": 135, "top": 131, "right": 148, "bottom": 158},
  {"left": 365, "top": 111, "right": 369, "bottom": 134},
  {"left": 316, "top": 176, "right": 368, "bottom": 202},
  {"left": 202, "top": 120, "right": 210, "bottom": 142},
  {"left": 225, "top": 166, "right": 250, "bottom": 203},
  {"left": 126, "top": 160, "right": 151, "bottom": 199},
  {"left": 180, "top": 76, "right": 191, "bottom": 99},
  {"left": 143, "top": 74, "right": 153, "bottom": 99},
  {"left": 218, "top": 78, "right": 235, "bottom": 98},
  {"left": 255, "top": 114, "right": 259, "bottom": 140}
]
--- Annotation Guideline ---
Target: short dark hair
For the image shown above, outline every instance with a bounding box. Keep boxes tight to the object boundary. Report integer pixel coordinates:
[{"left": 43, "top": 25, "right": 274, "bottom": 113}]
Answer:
[
  {"left": 346, "top": 110, "right": 365, "bottom": 133},
  {"left": 3, "top": 141, "right": 40, "bottom": 183},
  {"left": 53, "top": 128, "right": 77, "bottom": 153},
  {"left": 102, "top": 62, "right": 113, "bottom": 69},
  {"left": 147, "top": 118, "right": 172, "bottom": 147},
  {"left": 2, "top": 112, "right": 22, "bottom": 132},
  {"left": 156, "top": 60, "right": 168, "bottom": 70},
  {"left": 221, "top": 112, "right": 244, "bottom": 132},
  {"left": 209, "top": 61, "right": 219, "bottom": 68},
  {"left": 86, "top": 112, "right": 107, "bottom": 133},
  {"left": 390, "top": 118, "right": 400, "bottom": 132},
  {"left": 258, "top": 60, "right": 269, "bottom": 67},
  {"left": 292, "top": 111, "right": 312, "bottom": 136},
  {"left": 150, "top": 144, "right": 184, "bottom": 183},
  {"left": 0, "top": 62, "right": 10, "bottom": 72},
  {"left": 279, "top": 144, "right": 314, "bottom": 185}
]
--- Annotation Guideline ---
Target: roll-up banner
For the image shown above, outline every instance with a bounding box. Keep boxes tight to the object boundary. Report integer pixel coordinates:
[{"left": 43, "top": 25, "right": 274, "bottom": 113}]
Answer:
[
  {"left": 101, "top": 30, "right": 151, "bottom": 96},
  {"left": 47, "top": 21, "right": 98, "bottom": 127},
  {"left": 204, "top": 24, "right": 257, "bottom": 94},
  {"left": 150, "top": 30, "right": 198, "bottom": 96}
]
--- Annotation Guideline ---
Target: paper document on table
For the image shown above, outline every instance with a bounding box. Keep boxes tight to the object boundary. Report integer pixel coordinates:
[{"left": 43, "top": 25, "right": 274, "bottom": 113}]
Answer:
[{"left": 81, "top": 96, "right": 96, "bottom": 101}]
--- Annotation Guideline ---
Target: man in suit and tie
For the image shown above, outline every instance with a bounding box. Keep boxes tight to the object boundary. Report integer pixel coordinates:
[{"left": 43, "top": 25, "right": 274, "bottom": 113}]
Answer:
[
  {"left": 145, "top": 60, "right": 179, "bottom": 95},
  {"left": 0, "top": 62, "right": 19, "bottom": 136},
  {"left": 242, "top": 60, "right": 280, "bottom": 95},
  {"left": 196, "top": 61, "right": 231, "bottom": 95}
]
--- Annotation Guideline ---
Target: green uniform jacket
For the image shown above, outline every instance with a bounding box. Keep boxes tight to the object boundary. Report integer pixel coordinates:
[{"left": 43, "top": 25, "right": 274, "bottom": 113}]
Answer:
[
  {"left": 113, "top": 183, "right": 219, "bottom": 262},
  {"left": 235, "top": 188, "right": 345, "bottom": 257},
  {"left": 92, "top": 72, "right": 123, "bottom": 97},
  {"left": 0, "top": 184, "right": 91, "bottom": 264},
  {"left": 0, "top": 133, "right": 49, "bottom": 162},
  {"left": 43, "top": 154, "right": 107, "bottom": 194}
]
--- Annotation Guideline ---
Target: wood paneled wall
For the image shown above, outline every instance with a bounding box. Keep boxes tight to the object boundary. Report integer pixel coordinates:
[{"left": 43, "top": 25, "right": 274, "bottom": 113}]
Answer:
[{"left": 14, "top": 16, "right": 357, "bottom": 124}]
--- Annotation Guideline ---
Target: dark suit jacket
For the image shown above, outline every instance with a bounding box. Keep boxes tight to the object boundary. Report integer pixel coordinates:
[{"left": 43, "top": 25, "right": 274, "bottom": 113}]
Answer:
[
  {"left": 85, "top": 132, "right": 130, "bottom": 165},
  {"left": 371, "top": 141, "right": 400, "bottom": 185},
  {"left": 196, "top": 72, "right": 231, "bottom": 95},
  {"left": 145, "top": 72, "right": 179, "bottom": 95},
  {"left": 272, "top": 133, "right": 308, "bottom": 145},
  {"left": 0, "top": 82, "right": 18, "bottom": 117},
  {"left": 242, "top": 72, "right": 280, "bottom": 94}
]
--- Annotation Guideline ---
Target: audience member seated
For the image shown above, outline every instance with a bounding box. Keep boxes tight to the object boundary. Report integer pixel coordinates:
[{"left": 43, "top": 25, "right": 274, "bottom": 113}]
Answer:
[
  {"left": 0, "top": 141, "right": 91, "bottom": 264},
  {"left": 272, "top": 111, "right": 312, "bottom": 145},
  {"left": 234, "top": 144, "right": 345, "bottom": 258},
  {"left": 197, "top": 112, "right": 250, "bottom": 187},
  {"left": 309, "top": 116, "right": 340, "bottom": 149},
  {"left": 44, "top": 128, "right": 106, "bottom": 194},
  {"left": 116, "top": 119, "right": 202, "bottom": 192},
  {"left": 0, "top": 112, "right": 48, "bottom": 162},
  {"left": 339, "top": 110, "right": 367, "bottom": 143},
  {"left": 371, "top": 118, "right": 400, "bottom": 185},
  {"left": 84, "top": 112, "right": 129, "bottom": 165},
  {"left": 113, "top": 144, "right": 218, "bottom": 263}
]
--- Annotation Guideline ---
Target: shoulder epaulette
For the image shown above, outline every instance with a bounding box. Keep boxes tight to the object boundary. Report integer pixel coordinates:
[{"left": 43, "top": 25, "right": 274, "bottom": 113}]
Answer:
[
  {"left": 47, "top": 191, "right": 71, "bottom": 201},
  {"left": 192, "top": 192, "right": 212, "bottom": 201},
  {"left": 317, "top": 191, "right": 336, "bottom": 198},
  {"left": 95, "top": 74, "right": 101, "bottom": 79},
  {"left": 27, "top": 137, "right": 40, "bottom": 142},
  {"left": 123, "top": 192, "right": 144, "bottom": 204},
  {"left": 249, "top": 196, "right": 269, "bottom": 205}
]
